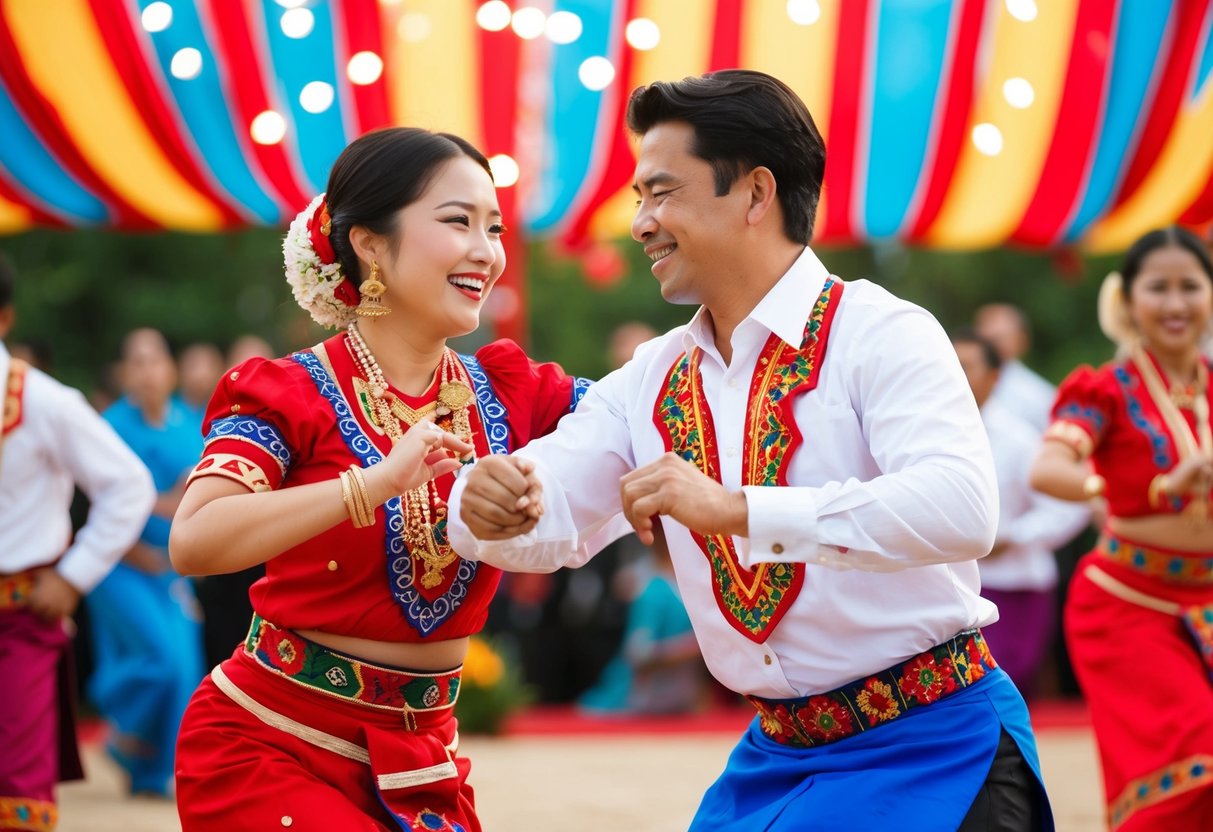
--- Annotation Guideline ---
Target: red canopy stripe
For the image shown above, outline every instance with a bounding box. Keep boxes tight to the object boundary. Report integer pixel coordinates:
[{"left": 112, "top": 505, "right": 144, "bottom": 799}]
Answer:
[
  {"left": 1013, "top": 0, "right": 1117, "bottom": 245},
  {"left": 479, "top": 9, "right": 524, "bottom": 343},
  {"left": 333, "top": 0, "right": 391, "bottom": 136},
  {"left": 0, "top": 6, "right": 149, "bottom": 226},
  {"left": 88, "top": 0, "right": 244, "bottom": 227},
  {"left": 817, "top": 0, "right": 872, "bottom": 242},
  {"left": 708, "top": 0, "right": 744, "bottom": 71},
  {"left": 906, "top": 0, "right": 987, "bottom": 240},
  {"left": 202, "top": 0, "right": 313, "bottom": 213},
  {"left": 1112, "top": 2, "right": 1201, "bottom": 208}
]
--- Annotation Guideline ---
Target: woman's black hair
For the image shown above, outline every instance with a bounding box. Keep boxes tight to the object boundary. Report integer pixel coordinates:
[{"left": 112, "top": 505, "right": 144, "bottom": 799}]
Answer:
[
  {"left": 626, "top": 69, "right": 826, "bottom": 244},
  {"left": 324, "top": 127, "right": 494, "bottom": 285},
  {"left": 1120, "top": 225, "right": 1213, "bottom": 294}
]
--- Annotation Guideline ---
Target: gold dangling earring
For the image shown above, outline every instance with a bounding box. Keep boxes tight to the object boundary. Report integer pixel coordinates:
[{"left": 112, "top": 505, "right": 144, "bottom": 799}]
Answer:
[{"left": 356, "top": 261, "right": 391, "bottom": 318}]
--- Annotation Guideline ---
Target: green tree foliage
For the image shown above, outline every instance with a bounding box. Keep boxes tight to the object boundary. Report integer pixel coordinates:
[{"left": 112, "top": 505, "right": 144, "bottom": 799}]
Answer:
[{"left": 1, "top": 229, "right": 1121, "bottom": 396}]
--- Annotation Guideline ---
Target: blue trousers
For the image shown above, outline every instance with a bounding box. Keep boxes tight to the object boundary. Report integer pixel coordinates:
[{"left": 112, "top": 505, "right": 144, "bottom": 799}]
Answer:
[
  {"left": 86, "top": 564, "right": 204, "bottom": 795},
  {"left": 690, "top": 669, "right": 1053, "bottom": 831}
]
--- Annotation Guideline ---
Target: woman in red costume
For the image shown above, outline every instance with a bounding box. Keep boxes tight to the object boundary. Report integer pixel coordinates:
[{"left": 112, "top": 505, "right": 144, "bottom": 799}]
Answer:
[
  {"left": 169, "top": 128, "right": 589, "bottom": 831},
  {"left": 1031, "top": 225, "right": 1213, "bottom": 830}
]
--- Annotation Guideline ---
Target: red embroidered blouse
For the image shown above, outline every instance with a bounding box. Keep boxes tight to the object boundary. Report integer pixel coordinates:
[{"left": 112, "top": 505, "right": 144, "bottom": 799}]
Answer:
[
  {"left": 1049, "top": 353, "right": 1213, "bottom": 518},
  {"left": 189, "top": 333, "right": 589, "bottom": 641}
]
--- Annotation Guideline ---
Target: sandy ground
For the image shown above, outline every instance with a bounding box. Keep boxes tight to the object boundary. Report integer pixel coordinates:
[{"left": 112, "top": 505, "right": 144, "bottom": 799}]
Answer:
[{"left": 58, "top": 727, "right": 1104, "bottom": 831}]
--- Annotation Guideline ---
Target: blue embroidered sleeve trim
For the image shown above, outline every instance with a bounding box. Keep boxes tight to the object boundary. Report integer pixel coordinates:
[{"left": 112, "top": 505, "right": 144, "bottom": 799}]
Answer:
[
  {"left": 458, "top": 352, "right": 511, "bottom": 455},
  {"left": 289, "top": 350, "right": 477, "bottom": 638},
  {"left": 205, "top": 415, "right": 293, "bottom": 475},
  {"left": 571, "top": 377, "right": 593, "bottom": 411}
]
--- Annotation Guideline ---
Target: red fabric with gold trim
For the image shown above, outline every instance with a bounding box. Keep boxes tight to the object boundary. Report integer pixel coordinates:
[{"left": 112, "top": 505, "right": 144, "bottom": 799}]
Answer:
[
  {"left": 1050, "top": 355, "right": 1213, "bottom": 518},
  {"left": 652, "top": 279, "right": 843, "bottom": 643},
  {"left": 3, "top": 357, "right": 28, "bottom": 438}
]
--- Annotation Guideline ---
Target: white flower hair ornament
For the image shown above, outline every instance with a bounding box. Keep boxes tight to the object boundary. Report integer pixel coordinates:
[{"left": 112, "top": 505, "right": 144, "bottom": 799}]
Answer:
[{"left": 283, "top": 194, "right": 360, "bottom": 329}]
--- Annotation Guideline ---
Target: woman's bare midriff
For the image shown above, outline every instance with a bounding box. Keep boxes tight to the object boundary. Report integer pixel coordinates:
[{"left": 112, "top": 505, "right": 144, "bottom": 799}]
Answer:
[
  {"left": 297, "top": 629, "right": 470, "bottom": 671},
  {"left": 1109, "top": 513, "right": 1213, "bottom": 553}
]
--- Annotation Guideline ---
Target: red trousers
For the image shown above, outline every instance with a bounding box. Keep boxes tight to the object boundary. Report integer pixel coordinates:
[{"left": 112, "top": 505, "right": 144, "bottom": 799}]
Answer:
[{"left": 175, "top": 649, "right": 479, "bottom": 832}]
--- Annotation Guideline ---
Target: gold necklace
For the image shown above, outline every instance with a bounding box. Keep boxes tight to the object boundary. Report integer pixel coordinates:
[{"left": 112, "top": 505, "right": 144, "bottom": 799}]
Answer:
[
  {"left": 347, "top": 323, "right": 477, "bottom": 587},
  {"left": 1133, "top": 348, "right": 1212, "bottom": 524}
]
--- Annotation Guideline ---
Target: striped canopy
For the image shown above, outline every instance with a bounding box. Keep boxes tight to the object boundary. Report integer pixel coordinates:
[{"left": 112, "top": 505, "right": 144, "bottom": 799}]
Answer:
[{"left": 1, "top": 0, "right": 1211, "bottom": 255}]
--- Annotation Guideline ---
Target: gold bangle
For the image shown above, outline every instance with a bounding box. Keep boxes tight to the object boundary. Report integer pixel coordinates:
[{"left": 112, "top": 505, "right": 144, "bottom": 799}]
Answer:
[
  {"left": 1148, "top": 474, "right": 1171, "bottom": 509},
  {"left": 347, "top": 464, "right": 376, "bottom": 528},
  {"left": 339, "top": 469, "right": 359, "bottom": 526},
  {"left": 1082, "top": 474, "right": 1106, "bottom": 499}
]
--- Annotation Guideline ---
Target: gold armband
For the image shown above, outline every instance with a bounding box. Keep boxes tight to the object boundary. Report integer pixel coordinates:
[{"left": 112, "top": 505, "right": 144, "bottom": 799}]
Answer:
[
  {"left": 1082, "top": 474, "right": 1106, "bottom": 499},
  {"left": 187, "top": 454, "right": 272, "bottom": 493},
  {"left": 1043, "top": 421, "right": 1094, "bottom": 459}
]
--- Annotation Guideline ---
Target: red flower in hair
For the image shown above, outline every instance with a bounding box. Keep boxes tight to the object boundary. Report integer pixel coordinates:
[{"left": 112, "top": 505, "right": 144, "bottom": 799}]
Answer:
[
  {"left": 333, "top": 276, "right": 359, "bottom": 308},
  {"left": 306, "top": 199, "right": 337, "bottom": 266}
]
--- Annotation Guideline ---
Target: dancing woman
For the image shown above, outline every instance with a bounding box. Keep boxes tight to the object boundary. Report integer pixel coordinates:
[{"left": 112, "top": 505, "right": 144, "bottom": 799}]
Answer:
[
  {"left": 170, "top": 127, "right": 588, "bottom": 831},
  {"left": 1031, "top": 225, "right": 1213, "bottom": 830}
]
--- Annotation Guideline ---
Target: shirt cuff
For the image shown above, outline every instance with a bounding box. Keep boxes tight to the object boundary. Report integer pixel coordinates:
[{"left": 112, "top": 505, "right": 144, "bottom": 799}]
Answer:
[
  {"left": 739, "top": 485, "right": 821, "bottom": 568},
  {"left": 56, "top": 551, "right": 114, "bottom": 595}
]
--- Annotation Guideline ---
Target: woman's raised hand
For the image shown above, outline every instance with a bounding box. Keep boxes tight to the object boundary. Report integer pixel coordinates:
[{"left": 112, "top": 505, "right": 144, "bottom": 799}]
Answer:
[{"left": 375, "top": 415, "right": 475, "bottom": 498}]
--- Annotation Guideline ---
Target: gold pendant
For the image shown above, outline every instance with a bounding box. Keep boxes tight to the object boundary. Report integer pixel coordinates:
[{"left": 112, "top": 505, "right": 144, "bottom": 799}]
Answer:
[
  {"left": 411, "top": 522, "right": 457, "bottom": 589},
  {"left": 438, "top": 381, "right": 474, "bottom": 412}
]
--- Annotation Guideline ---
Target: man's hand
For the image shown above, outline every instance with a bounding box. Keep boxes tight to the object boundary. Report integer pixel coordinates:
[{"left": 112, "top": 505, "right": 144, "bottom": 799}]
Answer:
[
  {"left": 620, "top": 453, "right": 748, "bottom": 545},
  {"left": 459, "top": 455, "right": 544, "bottom": 540},
  {"left": 28, "top": 568, "right": 82, "bottom": 621}
]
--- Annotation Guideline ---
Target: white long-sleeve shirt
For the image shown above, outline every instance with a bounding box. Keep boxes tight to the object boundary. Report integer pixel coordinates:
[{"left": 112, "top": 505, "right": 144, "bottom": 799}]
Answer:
[
  {"left": 0, "top": 343, "right": 155, "bottom": 593},
  {"left": 979, "top": 399, "right": 1090, "bottom": 591},
  {"left": 448, "top": 247, "right": 1000, "bottom": 699}
]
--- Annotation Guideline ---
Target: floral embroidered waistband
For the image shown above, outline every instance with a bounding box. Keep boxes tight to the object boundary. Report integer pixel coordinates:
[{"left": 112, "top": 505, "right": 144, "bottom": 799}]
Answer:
[
  {"left": 1097, "top": 533, "right": 1213, "bottom": 585},
  {"left": 0, "top": 570, "right": 34, "bottom": 610},
  {"left": 748, "top": 630, "right": 997, "bottom": 749},
  {"left": 244, "top": 615, "right": 461, "bottom": 714}
]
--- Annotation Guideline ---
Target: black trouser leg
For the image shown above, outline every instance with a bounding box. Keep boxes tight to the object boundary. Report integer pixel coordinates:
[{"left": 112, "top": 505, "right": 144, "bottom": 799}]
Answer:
[{"left": 957, "top": 729, "right": 1045, "bottom": 831}]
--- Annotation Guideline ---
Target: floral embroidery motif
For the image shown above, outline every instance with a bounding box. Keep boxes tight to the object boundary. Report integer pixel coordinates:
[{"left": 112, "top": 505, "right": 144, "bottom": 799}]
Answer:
[
  {"left": 898, "top": 654, "right": 958, "bottom": 705},
  {"left": 246, "top": 616, "right": 461, "bottom": 711},
  {"left": 1108, "top": 754, "right": 1213, "bottom": 830},
  {"left": 749, "top": 630, "right": 997, "bottom": 749},
  {"left": 653, "top": 280, "right": 843, "bottom": 642},
  {"left": 856, "top": 678, "right": 902, "bottom": 726}
]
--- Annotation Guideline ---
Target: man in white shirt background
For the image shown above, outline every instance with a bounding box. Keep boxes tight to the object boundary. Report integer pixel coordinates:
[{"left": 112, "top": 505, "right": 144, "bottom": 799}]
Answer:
[
  {"left": 952, "top": 330, "right": 1090, "bottom": 703},
  {"left": 974, "top": 303, "right": 1057, "bottom": 433},
  {"left": 449, "top": 70, "right": 1052, "bottom": 830},
  {"left": 0, "top": 257, "right": 155, "bottom": 829}
]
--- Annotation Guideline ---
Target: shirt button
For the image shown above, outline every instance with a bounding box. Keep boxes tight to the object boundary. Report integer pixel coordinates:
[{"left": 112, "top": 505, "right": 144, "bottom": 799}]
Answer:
[
  {"left": 728, "top": 378, "right": 740, "bottom": 389},
  {"left": 230, "top": 404, "right": 241, "bottom": 414},
  {"left": 327, "top": 560, "right": 339, "bottom": 571},
  {"left": 229, "top": 371, "right": 240, "bottom": 381},
  {"left": 772, "top": 543, "right": 784, "bottom": 555},
  {"left": 763, "top": 655, "right": 772, "bottom": 666},
  {"left": 281, "top": 817, "right": 293, "bottom": 827}
]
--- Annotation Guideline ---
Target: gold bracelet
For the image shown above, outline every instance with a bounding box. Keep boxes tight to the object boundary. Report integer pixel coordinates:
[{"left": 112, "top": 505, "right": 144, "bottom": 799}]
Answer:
[
  {"left": 1082, "top": 473, "right": 1106, "bottom": 499},
  {"left": 339, "top": 469, "right": 359, "bottom": 526},
  {"left": 1148, "top": 474, "right": 1171, "bottom": 509},
  {"left": 347, "top": 464, "right": 376, "bottom": 528}
]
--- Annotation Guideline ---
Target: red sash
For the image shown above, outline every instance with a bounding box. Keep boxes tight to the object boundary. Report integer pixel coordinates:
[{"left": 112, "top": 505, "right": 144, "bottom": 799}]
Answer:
[{"left": 653, "top": 279, "right": 843, "bottom": 642}]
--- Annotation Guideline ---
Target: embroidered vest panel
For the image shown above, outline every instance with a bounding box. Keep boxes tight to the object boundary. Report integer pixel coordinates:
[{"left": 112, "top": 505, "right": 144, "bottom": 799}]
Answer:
[{"left": 653, "top": 279, "right": 844, "bottom": 643}]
